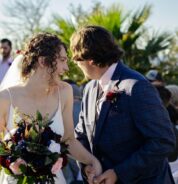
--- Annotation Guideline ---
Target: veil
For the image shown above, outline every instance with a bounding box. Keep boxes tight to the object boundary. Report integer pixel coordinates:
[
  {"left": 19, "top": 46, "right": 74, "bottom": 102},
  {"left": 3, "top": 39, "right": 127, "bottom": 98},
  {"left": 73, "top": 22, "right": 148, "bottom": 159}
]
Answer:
[{"left": 0, "top": 55, "right": 24, "bottom": 90}]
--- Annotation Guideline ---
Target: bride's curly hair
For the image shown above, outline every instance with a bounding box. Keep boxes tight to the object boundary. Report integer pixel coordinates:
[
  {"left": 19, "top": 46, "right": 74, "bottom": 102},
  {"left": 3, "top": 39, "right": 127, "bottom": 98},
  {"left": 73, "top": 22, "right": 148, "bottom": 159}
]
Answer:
[{"left": 21, "top": 32, "right": 66, "bottom": 82}]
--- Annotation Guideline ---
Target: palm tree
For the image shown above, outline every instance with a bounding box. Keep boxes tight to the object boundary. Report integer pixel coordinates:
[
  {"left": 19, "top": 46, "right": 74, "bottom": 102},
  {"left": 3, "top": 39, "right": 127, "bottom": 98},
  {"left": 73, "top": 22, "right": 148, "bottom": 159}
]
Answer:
[{"left": 159, "top": 32, "right": 178, "bottom": 84}]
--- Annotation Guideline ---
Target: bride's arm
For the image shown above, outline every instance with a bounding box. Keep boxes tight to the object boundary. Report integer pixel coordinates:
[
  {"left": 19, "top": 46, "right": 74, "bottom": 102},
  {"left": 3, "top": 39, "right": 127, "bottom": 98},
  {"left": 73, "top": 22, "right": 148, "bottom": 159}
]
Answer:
[
  {"left": 60, "top": 83, "right": 102, "bottom": 176},
  {"left": 0, "top": 90, "right": 10, "bottom": 134}
]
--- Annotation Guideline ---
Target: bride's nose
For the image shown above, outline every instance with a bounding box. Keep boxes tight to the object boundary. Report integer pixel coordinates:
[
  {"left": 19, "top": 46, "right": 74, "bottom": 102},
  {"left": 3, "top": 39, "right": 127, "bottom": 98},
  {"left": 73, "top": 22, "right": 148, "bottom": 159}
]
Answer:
[{"left": 63, "top": 63, "right": 69, "bottom": 72}]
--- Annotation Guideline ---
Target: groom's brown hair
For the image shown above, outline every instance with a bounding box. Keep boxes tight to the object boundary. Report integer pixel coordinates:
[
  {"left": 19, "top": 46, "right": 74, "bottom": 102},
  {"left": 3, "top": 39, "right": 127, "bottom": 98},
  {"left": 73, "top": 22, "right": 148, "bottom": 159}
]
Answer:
[{"left": 70, "top": 25, "right": 124, "bottom": 67}]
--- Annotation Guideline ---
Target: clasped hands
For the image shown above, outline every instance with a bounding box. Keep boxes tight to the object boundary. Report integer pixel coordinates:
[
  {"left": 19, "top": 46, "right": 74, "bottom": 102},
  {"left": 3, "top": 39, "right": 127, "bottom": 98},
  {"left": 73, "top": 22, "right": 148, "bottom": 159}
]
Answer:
[{"left": 85, "top": 164, "right": 117, "bottom": 184}]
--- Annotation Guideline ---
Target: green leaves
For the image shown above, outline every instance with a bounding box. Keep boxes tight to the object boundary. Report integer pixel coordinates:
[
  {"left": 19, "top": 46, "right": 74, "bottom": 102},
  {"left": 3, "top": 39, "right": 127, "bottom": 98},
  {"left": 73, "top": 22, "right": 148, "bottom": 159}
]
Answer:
[
  {"left": 128, "top": 5, "right": 151, "bottom": 33},
  {"left": 4, "top": 167, "right": 12, "bottom": 175},
  {"left": 29, "top": 129, "right": 39, "bottom": 142},
  {"left": 17, "top": 176, "right": 34, "bottom": 184},
  {"left": 36, "top": 110, "right": 43, "bottom": 121},
  {"left": 19, "top": 164, "right": 27, "bottom": 174},
  {"left": 0, "top": 146, "right": 10, "bottom": 156},
  {"left": 44, "top": 156, "right": 53, "bottom": 166},
  {"left": 26, "top": 142, "right": 50, "bottom": 155}
]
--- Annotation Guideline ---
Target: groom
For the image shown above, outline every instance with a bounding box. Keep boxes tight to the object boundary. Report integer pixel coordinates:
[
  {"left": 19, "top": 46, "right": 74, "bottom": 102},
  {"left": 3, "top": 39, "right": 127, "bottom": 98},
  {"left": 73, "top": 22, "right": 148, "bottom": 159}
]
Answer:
[{"left": 70, "top": 25, "right": 176, "bottom": 184}]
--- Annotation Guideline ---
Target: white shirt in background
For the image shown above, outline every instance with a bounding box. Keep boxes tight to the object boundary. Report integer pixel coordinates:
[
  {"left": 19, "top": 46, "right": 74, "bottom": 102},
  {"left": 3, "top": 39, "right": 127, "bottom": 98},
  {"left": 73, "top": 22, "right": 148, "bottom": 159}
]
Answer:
[{"left": 0, "top": 56, "right": 13, "bottom": 83}]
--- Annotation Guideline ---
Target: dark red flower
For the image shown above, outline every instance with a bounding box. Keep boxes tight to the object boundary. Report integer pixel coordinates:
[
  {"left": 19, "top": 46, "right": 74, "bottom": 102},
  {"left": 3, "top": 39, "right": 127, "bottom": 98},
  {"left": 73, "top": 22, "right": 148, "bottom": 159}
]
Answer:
[
  {"left": 16, "top": 50, "right": 21, "bottom": 54},
  {"left": 0, "top": 156, "right": 6, "bottom": 167},
  {"left": 12, "top": 131, "right": 22, "bottom": 143},
  {"left": 106, "top": 91, "right": 118, "bottom": 101},
  {"left": 12, "top": 134, "right": 18, "bottom": 143},
  {"left": 5, "top": 157, "right": 12, "bottom": 168}
]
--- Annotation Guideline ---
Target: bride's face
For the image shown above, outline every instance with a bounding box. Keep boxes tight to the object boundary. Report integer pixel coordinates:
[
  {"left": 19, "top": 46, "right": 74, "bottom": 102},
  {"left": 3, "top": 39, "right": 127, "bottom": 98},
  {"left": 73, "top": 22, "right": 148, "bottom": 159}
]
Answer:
[
  {"left": 37, "top": 45, "right": 69, "bottom": 84},
  {"left": 53, "top": 46, "right": 69, "bottom": 80}
]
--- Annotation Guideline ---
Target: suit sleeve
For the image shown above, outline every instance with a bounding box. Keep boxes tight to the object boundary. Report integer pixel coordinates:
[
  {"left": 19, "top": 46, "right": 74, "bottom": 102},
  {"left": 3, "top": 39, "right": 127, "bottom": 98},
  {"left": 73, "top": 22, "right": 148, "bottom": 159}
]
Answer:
[{"left": 114, "top": 80, "right": 176, "bottom": 183}]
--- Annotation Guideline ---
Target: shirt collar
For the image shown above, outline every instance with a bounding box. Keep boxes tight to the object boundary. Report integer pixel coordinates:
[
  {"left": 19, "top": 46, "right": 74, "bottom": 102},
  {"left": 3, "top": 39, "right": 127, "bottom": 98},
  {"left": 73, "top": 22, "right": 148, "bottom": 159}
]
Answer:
[{"left": 99, "top": 63, "right": 117, "bottom": 91}]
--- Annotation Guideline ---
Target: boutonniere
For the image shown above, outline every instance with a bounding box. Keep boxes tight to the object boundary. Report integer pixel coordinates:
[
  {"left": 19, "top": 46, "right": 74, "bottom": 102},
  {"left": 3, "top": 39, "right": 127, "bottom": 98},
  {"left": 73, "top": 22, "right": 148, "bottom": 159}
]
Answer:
[{"left": 106, "top": 81, "right": 122, "bottom": 104}]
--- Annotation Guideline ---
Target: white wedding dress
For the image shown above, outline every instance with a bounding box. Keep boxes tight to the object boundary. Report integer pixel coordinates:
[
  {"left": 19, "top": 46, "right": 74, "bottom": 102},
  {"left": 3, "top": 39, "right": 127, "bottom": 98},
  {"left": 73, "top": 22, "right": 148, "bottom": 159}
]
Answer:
[{"left": 0, "top": 88, "right": 67, "bottom": 184}]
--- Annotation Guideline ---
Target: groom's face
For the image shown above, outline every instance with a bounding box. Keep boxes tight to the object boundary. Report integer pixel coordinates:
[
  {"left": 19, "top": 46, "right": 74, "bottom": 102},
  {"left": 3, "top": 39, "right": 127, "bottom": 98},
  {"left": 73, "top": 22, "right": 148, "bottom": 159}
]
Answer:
[{"left": 75, "top": 60, "right": 94, "bottom": 79}]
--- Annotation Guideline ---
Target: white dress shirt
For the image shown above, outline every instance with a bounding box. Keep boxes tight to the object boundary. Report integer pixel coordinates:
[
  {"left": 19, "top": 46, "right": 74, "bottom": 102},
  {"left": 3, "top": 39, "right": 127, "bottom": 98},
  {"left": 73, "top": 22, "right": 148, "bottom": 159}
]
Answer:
[{"left": 97, "top": 63, "right": 118, "bottom": 113}]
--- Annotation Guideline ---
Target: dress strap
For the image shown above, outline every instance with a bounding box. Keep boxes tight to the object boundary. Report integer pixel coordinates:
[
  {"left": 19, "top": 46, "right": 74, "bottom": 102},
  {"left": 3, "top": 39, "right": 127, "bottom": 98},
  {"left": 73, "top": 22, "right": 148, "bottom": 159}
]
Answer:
[
  {"left": 57, "top": 87, "right": 63, "bottom": 112},
  {"left": 6, "top": 88, "right": 13, "bottom": 105},
  {"left": 5, "top": 88, "right": 14, "bottom": 130}
]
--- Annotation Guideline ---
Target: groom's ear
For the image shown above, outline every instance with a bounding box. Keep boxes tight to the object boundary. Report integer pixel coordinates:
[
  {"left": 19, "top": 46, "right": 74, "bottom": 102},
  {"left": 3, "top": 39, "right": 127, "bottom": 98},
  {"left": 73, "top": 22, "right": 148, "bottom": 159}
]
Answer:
[{"left": 38, "top": 57, "right": 45, "bottom": 68}]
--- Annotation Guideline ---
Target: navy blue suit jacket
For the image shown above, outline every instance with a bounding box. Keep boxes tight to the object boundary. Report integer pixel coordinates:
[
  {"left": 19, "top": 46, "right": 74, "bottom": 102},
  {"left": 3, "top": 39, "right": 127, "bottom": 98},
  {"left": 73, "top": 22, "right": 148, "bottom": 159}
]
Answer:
[{"left": 75, "top": 62, "right": 176, "bottom": 184}]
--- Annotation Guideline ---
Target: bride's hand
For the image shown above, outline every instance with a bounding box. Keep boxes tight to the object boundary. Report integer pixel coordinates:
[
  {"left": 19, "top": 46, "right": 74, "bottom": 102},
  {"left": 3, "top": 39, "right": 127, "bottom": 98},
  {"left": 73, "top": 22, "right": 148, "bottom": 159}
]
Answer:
[
  {"left": 85, "top": 158, "right": 102, "bottom": 184},
  {"left": 92, "top": 158, "right": 102, "bottom": 176}
]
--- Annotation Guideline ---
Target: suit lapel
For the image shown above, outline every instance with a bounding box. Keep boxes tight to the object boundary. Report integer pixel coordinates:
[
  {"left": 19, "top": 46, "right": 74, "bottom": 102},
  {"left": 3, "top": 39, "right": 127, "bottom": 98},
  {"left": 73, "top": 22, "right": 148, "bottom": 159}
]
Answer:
[
  {"left": 93, "top": 61, "right": 124, "bottom": 144},
  {"left": 93, "top": 100, "right": 111, "bottom": 144},
  {"left": 87, "top": 81, "right": 99, "bottom": 148}
]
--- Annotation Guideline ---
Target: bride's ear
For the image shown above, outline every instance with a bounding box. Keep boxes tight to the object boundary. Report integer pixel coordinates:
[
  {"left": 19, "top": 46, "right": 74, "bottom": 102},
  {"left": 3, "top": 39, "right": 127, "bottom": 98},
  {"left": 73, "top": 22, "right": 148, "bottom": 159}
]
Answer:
[
  {"left": 38, "top": 57, "right": 45, "bottom": 68},
  {"left": 88, "top": 60, "right": 95, "bottom": 66}
]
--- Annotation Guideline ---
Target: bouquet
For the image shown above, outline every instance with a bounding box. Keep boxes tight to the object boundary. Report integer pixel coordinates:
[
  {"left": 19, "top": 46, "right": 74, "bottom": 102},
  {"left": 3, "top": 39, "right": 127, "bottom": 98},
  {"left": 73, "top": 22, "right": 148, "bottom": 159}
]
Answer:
[{"left": 0, "top": 110, "right": 68, "bottom": 184}]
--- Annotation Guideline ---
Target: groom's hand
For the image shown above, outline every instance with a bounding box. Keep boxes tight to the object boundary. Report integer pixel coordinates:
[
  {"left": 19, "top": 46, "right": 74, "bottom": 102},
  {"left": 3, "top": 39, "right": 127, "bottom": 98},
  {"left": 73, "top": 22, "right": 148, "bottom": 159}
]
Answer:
[{"left": 94, "top": 169, "right": 117, "bottom": 184}]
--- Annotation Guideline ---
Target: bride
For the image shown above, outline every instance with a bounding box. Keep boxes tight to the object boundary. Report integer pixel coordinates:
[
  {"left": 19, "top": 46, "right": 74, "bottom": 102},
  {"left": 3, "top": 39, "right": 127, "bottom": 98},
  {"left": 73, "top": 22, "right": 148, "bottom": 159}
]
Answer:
[{"left": 0, "top": 33, "right": 102, "bottom": 183}]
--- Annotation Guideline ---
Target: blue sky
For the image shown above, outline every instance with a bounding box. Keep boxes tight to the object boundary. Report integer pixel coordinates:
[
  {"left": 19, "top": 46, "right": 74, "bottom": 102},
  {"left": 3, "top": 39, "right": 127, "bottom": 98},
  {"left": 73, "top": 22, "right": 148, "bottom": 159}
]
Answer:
[{"left": 0, "top": 0, "right": 178, "bottom": 38}]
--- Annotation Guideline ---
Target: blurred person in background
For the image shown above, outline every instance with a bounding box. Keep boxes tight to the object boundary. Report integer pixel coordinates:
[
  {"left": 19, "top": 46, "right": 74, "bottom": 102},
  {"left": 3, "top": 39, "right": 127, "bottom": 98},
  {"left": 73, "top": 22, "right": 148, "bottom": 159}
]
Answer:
[
  {"left": 166, "top": 85, "right": 178, "bottom": 110},
  {"left": 0, "top": 38, "right": 13, "bottom": 83},
  {"left": 153, "top": 84, "right": 178, "bottom": 162},
  {"left": 70, "top": 82, "right": 83, "bottom": 183},
  {"left": 63, "top": 79, "right": 83, "bottom": 184},
  {"left": 145, "top": 69, "right": 165, "bottom": 86},
  {"left": 63, "top": 79, "right": 82, "bottom": 127},
  {"left": 158, "top": 84, "right": 178, "bottom": 183},
  {"left": 72, "top": 83, "right": 82, "bottom": 127}
]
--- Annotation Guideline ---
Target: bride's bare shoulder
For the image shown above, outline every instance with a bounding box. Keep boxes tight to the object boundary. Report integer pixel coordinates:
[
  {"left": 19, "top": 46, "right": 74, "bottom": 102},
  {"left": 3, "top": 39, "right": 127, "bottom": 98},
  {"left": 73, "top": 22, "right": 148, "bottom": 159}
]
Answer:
[
  {"left": 0, "top": 89, "right": 12, "bottom": 108},
  {"left": 0, "top": 86, "right": 23, "bottom": 102},
  {"left": 0, "top": 89, "right": 10, "bottom": 101},
  {"left": 58, "top": 81, "right": 73, "bottom": 94}
]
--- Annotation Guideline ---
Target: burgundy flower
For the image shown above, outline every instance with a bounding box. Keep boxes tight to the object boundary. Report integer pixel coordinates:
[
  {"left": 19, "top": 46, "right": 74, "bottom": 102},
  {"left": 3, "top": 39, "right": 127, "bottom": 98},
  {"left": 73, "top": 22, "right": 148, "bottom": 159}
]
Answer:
[
  {"left": 106, "top": 84, "right": 123, "bottom": 104},
  {"left": 106, "top": 91, "right": 118, "bottom": 101},
  {"left": 16, "top": 50, "right": 21, "bottom": 54},
  {"left": 12, "top": 134, "right": 18, "bottom": 143},
  {"left": 5, "top": 157, "right": 12, "bottom": 168},
  {"left": 12, "top": 131, "right": 23, "bottom": 143},
  {"left": 0, "top": 156, "right": 6, "bottom": 167}
]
